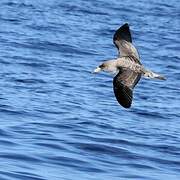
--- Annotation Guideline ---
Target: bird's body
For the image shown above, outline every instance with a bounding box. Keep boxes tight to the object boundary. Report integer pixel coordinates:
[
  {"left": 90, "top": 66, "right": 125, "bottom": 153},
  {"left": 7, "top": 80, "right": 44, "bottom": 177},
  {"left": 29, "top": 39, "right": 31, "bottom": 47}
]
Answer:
[{"left": 94, "top": 23, "right": 165, "bottom": 108}]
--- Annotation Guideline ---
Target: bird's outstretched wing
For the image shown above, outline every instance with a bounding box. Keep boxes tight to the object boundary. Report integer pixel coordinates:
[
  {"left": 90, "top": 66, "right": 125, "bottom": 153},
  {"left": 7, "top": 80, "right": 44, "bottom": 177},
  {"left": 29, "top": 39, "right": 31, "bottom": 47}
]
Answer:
[
  {"left": 113, "top": 23, "right": 140, "bottom": 60},
  {"left": 112, "top": 24, "right": 141, "bottom": 108},
  {"left": 113, "top": 68, "right": 141, "bottom": 108}
]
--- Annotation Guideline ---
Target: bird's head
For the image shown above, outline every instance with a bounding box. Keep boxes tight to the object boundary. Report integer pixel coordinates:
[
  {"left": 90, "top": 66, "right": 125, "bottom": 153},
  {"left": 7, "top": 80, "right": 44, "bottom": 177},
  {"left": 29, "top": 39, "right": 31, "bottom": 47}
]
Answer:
[{"left": 93, "top": 60, "right": 118, "bottom": 74}]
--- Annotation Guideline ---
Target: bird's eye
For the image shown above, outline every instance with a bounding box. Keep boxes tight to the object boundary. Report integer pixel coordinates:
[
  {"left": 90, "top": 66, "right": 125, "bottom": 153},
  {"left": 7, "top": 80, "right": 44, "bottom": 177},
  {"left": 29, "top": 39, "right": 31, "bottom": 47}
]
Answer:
[{"left": 99, "top": 64, "right": 105, "bottom": 68}]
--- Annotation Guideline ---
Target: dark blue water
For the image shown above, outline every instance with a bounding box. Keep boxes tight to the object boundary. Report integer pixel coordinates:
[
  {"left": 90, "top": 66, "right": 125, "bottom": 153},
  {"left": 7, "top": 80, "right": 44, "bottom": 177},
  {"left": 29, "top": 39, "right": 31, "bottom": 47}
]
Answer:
[{"left": 0, "top": 0, "right": 180, "bottom": 179}]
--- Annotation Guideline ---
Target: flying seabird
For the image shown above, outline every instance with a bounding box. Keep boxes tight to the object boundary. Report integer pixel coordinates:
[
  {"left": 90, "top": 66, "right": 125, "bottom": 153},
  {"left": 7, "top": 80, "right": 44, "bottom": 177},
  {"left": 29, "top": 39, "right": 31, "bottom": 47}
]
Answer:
[{"left": 94, "top": 23, "right": 165, "bottom": 108}]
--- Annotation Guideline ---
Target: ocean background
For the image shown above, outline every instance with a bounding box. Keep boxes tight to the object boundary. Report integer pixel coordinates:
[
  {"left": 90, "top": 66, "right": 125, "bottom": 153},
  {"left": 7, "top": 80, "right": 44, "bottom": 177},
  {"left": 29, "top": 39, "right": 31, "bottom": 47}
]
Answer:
[{"left": 0, "top": 0, "right": 180, "bottom": 179}]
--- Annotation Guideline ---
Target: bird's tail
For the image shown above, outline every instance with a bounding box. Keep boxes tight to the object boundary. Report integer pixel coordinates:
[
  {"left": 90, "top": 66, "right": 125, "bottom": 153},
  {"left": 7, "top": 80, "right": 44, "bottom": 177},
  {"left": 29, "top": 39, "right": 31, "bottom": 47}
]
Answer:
[{"left": 143, "top": 69, "right": 166, "bottom": 80}]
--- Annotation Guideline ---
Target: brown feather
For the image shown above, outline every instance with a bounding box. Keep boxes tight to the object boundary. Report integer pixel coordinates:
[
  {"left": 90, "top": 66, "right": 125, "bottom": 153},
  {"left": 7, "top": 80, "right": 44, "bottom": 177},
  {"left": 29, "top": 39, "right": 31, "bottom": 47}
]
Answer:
[{"left": 113, "top": 68, "right": 141, "bottom": 108}]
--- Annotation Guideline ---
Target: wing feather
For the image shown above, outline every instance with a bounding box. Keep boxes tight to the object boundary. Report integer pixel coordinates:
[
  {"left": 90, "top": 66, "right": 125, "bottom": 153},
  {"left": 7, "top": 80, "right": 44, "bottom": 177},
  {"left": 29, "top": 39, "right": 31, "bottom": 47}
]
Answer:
[
  {"left": 113, "top": 68, "right": 141, "bottom": 108},
  {"left": 113, "top": 23, "right": 132, "bottom": 44},
  {"left": 113, "top": 23, "right": 140, "bottom": 61}
]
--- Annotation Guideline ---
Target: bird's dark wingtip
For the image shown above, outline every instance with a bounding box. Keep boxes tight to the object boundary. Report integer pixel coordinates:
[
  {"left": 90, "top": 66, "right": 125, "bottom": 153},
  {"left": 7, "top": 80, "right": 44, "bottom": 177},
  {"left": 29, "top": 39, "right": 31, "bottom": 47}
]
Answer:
[
  {"left": 121, "top": 102, "right": 131, "bottom": 108},
  {"left": 113, "top": 23, "right": 132, "bottom": 43},
  {"left": 113, "top": 79, "right": 133, "bottom": 109},
  {"left": 122, "top": 23, "right": 129, "bottom": 27}
]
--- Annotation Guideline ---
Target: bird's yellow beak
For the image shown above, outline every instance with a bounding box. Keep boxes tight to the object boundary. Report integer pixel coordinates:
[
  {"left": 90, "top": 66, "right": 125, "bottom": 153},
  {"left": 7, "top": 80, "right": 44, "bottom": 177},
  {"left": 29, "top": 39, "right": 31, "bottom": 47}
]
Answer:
[{"left": 93, "top": 67, "right": 102, "bottom": 73}]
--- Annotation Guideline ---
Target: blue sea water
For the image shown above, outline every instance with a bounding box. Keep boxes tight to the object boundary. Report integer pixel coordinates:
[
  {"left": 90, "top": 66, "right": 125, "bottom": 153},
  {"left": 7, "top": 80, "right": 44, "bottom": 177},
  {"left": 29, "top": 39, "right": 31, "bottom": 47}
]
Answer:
[{"left": 0, "top": 0, "right": 180, "bottom": 179}]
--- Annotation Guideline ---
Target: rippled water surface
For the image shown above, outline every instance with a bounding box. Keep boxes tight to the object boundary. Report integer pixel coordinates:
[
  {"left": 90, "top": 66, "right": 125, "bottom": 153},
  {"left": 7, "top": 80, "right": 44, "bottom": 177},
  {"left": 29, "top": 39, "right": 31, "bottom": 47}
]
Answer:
[{"left": 0, "top": 0, "right": 180, "bottom": 179}]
